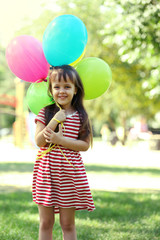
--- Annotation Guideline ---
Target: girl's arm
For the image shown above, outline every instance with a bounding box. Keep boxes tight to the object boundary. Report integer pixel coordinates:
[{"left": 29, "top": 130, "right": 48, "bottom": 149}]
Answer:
[
  {"left": 43, "top": 125, "right": 90, "bottom": 151},
  {"left": 35, "top": 110, "right": 66, "bottom": 147},
  {"left": 59, "top": 136, "right": 90, "bottom": 151},
  {"left": 35, "top": 119, "right": 59, "bottom": 147}
]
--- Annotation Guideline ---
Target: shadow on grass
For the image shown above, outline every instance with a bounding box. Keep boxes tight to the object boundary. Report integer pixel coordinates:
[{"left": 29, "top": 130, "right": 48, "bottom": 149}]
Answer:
[
  {"left": 0, "top": 190, "right": 160, "bottom": 239},
  {"left": 85, "top": 165, "right": 160, "bottom": 176},
  {"left": 76, "top": 190, "right": 160, "bottom": 239},
  {"left": 1, "top": 162, "right": 160, "bottom": 176},
  {"left": 0, "top": 162, "right": 34, "bottom": 173},
  {"left": 88, "top": 190, "right": 160, "bottom": 221},
  {"left": 0, "top": 191, "right": 38, "bottom": 240},
  {"left": 0, "top": 191, "right": 61, "bottom": 240}
]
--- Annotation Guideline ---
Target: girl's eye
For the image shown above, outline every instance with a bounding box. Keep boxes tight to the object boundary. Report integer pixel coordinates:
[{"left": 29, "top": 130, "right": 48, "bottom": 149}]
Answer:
[{"left": 53, "top": 86, "right": 59, "bottom": 89}]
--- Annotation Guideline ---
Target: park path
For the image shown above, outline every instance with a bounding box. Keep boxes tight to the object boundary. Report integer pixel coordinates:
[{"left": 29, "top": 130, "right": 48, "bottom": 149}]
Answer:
[{"left": 0, "top": 139, "right": 160, "bottom": 192}]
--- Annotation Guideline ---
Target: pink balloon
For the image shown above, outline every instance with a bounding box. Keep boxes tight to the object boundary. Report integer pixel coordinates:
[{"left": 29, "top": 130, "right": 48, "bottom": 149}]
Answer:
[{"left": 6, "top": 35, "right": 50, "bottom": 82}]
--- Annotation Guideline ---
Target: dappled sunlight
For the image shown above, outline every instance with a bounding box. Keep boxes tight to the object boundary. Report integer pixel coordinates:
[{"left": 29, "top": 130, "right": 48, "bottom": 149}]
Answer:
[
  {"left": 0, "top": 140, "right": 160, "bottom": 238},
  {"left": 82, "top": 140, "right": 160, "bottom": 168},
  {"left": 0, "top": 140, "right": 160, "bottom": 193},
  {"left": 1, "top": 190, "right": 160, "bottom": 239}
]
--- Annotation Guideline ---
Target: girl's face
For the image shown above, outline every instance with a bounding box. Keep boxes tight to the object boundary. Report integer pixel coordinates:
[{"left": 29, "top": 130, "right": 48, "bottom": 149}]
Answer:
[{"left": 51, "top": 75, "right": 77, "bottom": 110}]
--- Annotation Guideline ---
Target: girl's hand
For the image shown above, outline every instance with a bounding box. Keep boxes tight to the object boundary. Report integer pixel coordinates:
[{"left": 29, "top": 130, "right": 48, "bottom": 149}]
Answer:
[
  {"left": 53, "top": 110, "right": 66, "bottom": 123},
  {"left": 43, "top": 125, "right": 63, "bottom": 144}
]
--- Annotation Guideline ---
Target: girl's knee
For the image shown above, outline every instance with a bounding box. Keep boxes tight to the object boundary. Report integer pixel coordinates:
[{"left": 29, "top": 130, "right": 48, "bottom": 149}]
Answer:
[
  {"left": 59, "top": 208, "right": 76, "bottom": 232},
  {"left": 38, "top": 205, "right": 55, "bottom": 231},
  {"left": 60, "top": 221, "right": 75, "bottom": 232},
  {"left": 40, "top": 218, "right": 54, "bottom": 231}
]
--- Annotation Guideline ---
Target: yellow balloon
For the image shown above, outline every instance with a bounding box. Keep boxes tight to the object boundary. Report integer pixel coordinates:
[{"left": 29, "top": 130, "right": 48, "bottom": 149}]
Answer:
[{"left": 70, "top": 48, "right": 86, "bottom": 66}]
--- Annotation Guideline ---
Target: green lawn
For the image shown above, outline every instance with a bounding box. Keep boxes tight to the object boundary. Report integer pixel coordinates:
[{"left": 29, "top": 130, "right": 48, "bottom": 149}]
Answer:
[
  {"left": 0, "top": 191, "right": 160, "bottom": 240},
  {"left": 1, "top": 144, "right": 160, "bottom": 240}
]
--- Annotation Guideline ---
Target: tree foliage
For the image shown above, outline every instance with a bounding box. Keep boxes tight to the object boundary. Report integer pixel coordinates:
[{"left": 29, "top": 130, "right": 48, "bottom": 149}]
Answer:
[
  {"left": 102, "top": 0, "right": 160, "bottom": 97},
  {"left": 1, "top": 0, "right": 160, "bottom": 135},
  {"left": 50, "top": 0, "right": 159, "bottom": 132},
  {"left": 0, "top": 47, "right": 15, "bottom": 94}
]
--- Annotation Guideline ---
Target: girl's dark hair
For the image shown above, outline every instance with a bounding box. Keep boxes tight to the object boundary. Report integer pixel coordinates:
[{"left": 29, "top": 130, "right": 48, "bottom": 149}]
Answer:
[{"left": 45, "top": 65, "right": 92, "bottom": 143}]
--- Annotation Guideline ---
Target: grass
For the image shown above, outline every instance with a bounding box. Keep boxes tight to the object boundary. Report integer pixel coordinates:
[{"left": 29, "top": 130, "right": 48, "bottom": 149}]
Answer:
[
  {"left": 0, "top": 191, "right": 160, "bottom": 240},
  {"left": 85, "top": 164, "right": 160, "bottom": 176},
  {"left": 1, "top": 162, "right": 160, "bottom": 176},
  {"left": 1, "top": 143, "right": 160, "bottom": 239}
]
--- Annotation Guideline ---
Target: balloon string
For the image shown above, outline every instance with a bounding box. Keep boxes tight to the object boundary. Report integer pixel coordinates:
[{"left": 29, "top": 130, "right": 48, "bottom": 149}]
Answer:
[
  {"left": 36, "top": 101, "right": 77, "bottom": 169},
  {"left": 35, "top": 79, "right": 55, "bottom": 104},
  {"left": 36, "top": 144, "right": 56, "bottom": 159},
  {"left": 37, "top": 143, "right": 77, "bottom": 169},
  {"left": 36, "top": 79, "right": 47, "bottom": 83},
  {"left": 57, "top": 145, "right": 77, "bottom": 169}
]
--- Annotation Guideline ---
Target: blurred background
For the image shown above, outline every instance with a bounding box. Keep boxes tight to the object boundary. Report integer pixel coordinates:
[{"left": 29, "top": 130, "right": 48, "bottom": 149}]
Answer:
[
  {"left": 0, "top": 0, "right": 160, "bottom": 150},
  {"left": 1, "top": 2, "right": 160, "bottom": 238}
]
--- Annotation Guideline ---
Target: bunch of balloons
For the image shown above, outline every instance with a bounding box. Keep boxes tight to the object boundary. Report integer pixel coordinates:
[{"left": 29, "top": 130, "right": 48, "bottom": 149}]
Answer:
[{"left": 6, "top": 14, "right": 112, "bottom": 115}]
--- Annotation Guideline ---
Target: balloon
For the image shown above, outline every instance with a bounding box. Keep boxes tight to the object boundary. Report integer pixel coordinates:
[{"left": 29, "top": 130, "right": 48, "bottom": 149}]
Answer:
[
  {"left": 75, "top": 57, "right": 112, "bottom": 100},
  {"left": 70, "top": 48, "right": 86, "bottom": 66},
  {"left": 43, "top": 14, "right": 88, "bottom": 66},
  {"left": 26, "top": 81, "right": 54, "bottom": 115},
  {"left": 6, "top": 35, "right": 50, "bottom": 82}
]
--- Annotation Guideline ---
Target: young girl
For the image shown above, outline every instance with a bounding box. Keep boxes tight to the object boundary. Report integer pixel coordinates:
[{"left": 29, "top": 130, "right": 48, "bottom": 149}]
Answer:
[{"left": 32, "top": 65, "right": 95, "bottom": 240}]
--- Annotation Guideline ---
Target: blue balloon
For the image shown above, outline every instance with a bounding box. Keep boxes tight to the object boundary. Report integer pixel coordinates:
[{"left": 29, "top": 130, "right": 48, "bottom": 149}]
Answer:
[{"left": 43, "top": 14, "right": 88, "bottom": 66}]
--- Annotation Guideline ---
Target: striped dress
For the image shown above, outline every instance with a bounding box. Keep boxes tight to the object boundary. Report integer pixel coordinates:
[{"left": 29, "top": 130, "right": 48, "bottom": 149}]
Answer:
[{"left": 32, "top": 108, "right": 95, "bottom": 213}]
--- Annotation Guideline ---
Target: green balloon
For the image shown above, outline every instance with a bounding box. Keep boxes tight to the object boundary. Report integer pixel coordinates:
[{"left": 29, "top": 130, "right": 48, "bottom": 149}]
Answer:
[
  {"left": 75, "top": 57, "right": 112, "bottom": 100},
  {"left": 26, "top": 80, "right": 54, "bottom": 115}
]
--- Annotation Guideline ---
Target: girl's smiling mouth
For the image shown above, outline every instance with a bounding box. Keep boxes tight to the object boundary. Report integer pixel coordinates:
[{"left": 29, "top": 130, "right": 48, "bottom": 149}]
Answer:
[{"left": 58, "top": 95, "right": 67, "bottom": 99}]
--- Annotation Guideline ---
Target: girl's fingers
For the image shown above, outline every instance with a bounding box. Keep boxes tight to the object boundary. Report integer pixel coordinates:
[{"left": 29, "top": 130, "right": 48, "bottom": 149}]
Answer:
[
  {"left": 44, "top": 134, "right": 51, "bottom": 142},
  {"left": 45, "top": 127, "right": 52, "bottom": 133},
  {"left": 43, "top": 128, "right": 53, "bottom": 137},
  {"left": 43, "top": 128, "right": 55, "bottom": 143},
  {"left": 43, "top": 132, "right": 50, "bottom": 138},
  {"left": 58, "top": 124, "right": 63, "bottom": 137},
  {"left": 43, "top": 133, "right": 52, "bottom": 143},
  {"left": 59, "top": 124, "right": 62, "bottom": 132}
]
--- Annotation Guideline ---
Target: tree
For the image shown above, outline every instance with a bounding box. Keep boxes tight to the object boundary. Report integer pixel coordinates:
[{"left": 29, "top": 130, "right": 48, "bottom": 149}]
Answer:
[
  {"left": 102, "top": 0, "right": 160, "bottom": 98},
  {"left": 0, "top": 47, "right": 15, "bottom": 94},
  {"left": 50, "top": 0, "right": 157, "bottom": 141},
  {"left": 4, "top": 0, "right": 159, "bottom": 141}
]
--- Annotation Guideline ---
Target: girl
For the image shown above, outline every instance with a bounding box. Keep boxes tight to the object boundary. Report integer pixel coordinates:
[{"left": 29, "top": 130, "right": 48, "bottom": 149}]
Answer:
[{"left": 32, "top": 65, "right": 95, "bottom": 240}]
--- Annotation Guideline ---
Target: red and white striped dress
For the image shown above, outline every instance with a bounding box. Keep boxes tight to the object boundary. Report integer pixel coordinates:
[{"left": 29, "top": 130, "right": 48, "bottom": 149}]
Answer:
[{"left": 32, "top": 108, "right": 95, "bottom": 213}]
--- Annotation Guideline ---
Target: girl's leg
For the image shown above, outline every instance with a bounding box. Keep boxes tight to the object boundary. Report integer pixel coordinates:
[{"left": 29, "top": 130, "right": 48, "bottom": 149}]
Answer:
[
  {"left": 59, "top": 208, "right": 77, "bottom": 240},
  {"left": 38, "top": 205, "right": 55, "bottom": 240}
]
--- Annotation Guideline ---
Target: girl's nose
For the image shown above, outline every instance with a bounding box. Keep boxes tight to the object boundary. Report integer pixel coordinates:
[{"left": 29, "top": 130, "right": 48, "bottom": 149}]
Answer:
[{"left": 60, "top": 87, "right": 65, "bottom": 93}]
